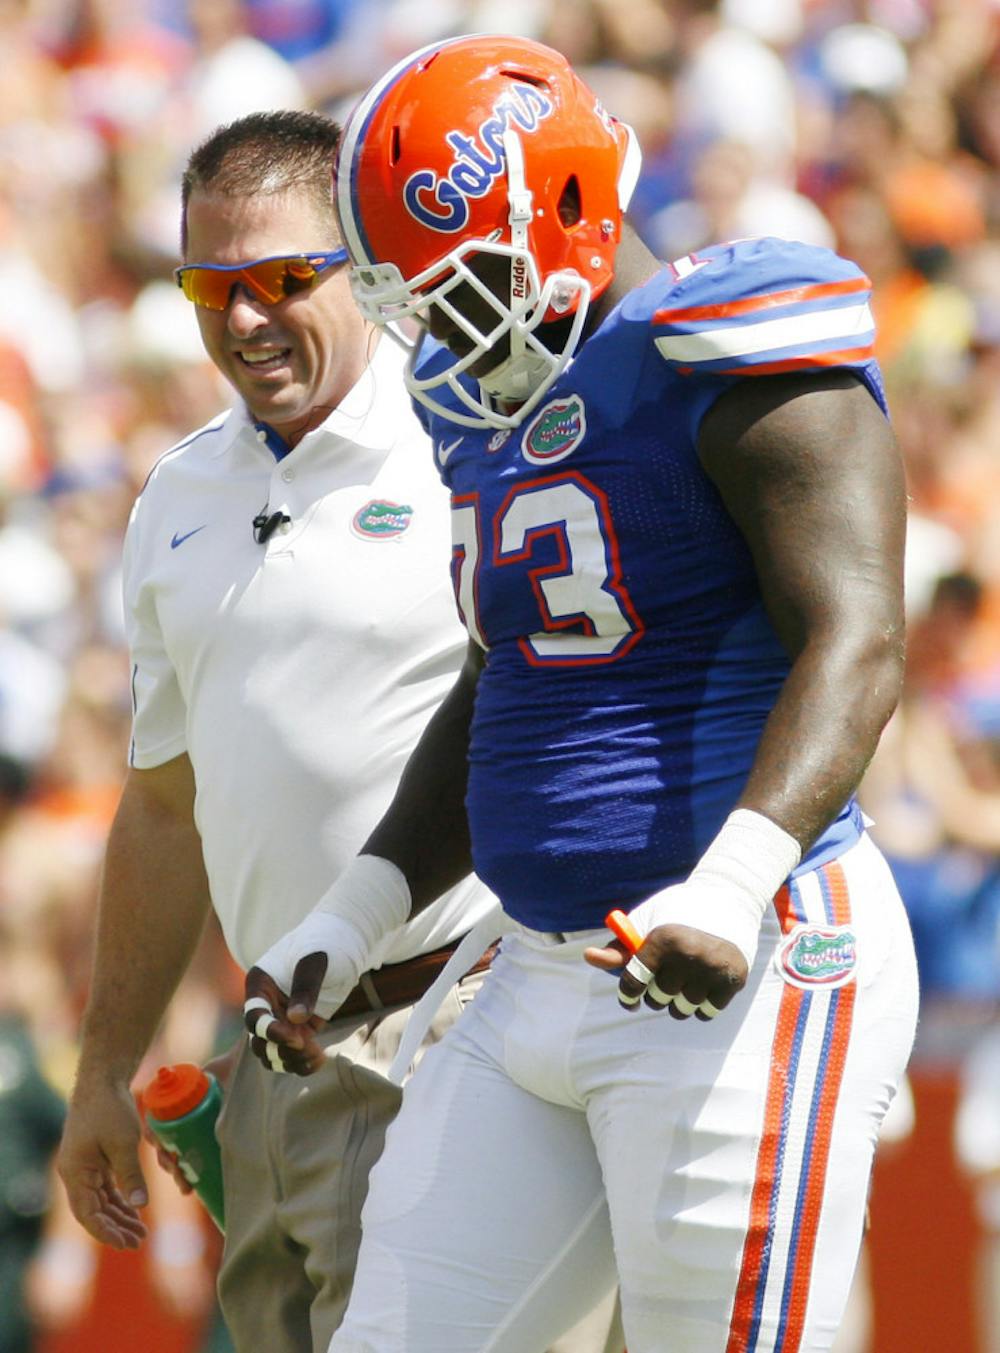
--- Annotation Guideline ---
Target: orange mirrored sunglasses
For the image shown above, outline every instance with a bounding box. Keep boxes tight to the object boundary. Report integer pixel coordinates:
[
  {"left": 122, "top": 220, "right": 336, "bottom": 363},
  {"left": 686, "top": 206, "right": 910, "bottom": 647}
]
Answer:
[{"left": 174, "top": 250, "right": 348, "bottom": 311}]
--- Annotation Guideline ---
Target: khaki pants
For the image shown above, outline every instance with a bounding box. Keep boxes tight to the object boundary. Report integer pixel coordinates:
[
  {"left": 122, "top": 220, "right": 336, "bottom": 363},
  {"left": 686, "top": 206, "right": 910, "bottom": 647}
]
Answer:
[{"left": 216, "top": 977, "right": 623, "bottom": 1353}]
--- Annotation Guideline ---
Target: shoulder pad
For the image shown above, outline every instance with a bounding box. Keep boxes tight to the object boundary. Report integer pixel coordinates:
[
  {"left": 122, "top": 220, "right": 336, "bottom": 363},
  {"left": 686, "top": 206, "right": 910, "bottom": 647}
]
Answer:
[{"left": 651, "top": 237, "right": 875, "bottom": 378}]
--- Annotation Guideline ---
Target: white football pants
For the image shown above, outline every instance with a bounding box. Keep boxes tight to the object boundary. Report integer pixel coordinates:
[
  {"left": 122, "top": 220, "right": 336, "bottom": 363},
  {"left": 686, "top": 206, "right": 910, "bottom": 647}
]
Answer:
[{"left": 330, "top": 833, "right": 919, "bottom": 1353}]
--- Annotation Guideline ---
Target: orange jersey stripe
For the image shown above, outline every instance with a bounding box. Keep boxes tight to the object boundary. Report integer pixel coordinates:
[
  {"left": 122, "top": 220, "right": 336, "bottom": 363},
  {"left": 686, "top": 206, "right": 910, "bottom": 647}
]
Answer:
[
  {"left": 653, "top": 275, "right": 871, "bottom": 327},
  {"left": 717, "top": 346, "right": 875, "bottom": 377}
]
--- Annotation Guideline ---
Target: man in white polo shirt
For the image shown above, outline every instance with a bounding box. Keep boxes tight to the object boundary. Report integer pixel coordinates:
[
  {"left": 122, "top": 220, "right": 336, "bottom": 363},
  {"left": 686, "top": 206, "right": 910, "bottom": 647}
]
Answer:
[{"left": 54, "top": 109, "right": 623, "bottom": 1353}]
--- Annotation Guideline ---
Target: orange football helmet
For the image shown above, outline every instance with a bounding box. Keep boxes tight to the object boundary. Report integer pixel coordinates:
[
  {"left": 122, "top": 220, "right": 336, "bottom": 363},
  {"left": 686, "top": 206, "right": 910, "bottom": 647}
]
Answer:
[{"left": 336, "top": 34, "right": 641, "bottom": 428}]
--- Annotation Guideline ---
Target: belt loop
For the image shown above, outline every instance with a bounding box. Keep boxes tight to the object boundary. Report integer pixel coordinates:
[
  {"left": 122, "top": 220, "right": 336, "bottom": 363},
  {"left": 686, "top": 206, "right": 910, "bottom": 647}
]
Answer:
[{"left": 359, "top": 972, "right": 384, "bottom": 1010}]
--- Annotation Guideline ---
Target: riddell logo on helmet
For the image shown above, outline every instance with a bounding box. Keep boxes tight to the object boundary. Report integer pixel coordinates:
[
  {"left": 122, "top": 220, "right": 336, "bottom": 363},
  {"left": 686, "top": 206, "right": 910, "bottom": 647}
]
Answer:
[
  {"left": 403, "top": 84, "right": 554, "bottom": 233},
  {"left": 511, "top": 254, "right": 528, "bottom": 301}
]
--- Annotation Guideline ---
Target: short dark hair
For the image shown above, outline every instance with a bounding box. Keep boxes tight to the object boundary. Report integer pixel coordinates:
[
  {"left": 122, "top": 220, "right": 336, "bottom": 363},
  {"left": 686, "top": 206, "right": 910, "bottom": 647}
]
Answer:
[{"left": 180, "top": 109, "right": 342, "bottom": 254}]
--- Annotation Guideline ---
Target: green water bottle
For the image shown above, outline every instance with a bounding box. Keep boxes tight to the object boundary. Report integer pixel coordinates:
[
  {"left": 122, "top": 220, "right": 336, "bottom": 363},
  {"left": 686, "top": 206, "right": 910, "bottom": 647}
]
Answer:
[{"left": 142, "top": 1063, "right": 225, "bottom": 1231}]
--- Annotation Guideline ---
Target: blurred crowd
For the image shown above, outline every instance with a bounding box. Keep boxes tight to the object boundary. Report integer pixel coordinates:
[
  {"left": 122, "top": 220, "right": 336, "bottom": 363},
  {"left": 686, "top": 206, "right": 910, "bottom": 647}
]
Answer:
[{"left": 2, "top": 0, "right": 1000, "bottom": 1349}]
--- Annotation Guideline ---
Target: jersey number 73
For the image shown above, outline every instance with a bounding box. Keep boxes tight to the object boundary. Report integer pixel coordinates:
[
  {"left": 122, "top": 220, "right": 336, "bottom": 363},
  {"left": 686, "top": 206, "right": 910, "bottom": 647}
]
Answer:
[{"left": 450, "top": 471, "right": 644, "bottom": 666}]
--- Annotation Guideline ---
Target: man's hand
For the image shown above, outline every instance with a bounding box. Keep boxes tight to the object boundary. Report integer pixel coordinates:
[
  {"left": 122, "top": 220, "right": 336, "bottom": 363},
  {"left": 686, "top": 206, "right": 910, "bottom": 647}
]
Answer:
[
  {"left": 145, "top": 1041, "right": 244, "bottom": 1190},
  {"left": 57, "top": 1080, "right": 149, "bottom": 1249},
  {"left": 145, "top": 1133, "right": 193, "bottom": 1195},
  {"left": 243, "top": 958, "right": 329, "bottom": 1076},
  {"left": 585, "top": 922, "right": 748, "bottom": 1019}
]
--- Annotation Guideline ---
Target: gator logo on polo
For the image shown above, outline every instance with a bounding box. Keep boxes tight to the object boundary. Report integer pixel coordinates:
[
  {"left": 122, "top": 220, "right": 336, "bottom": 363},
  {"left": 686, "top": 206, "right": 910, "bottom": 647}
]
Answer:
[
  {"left": 776, "top": 924, "right": 858, "bottom": 990},
  {"left": 521, "top": 396, "right": 587, "bottom": 465},
  {"left": 351, "top": 500, "right": 414, "bottom": 540}
]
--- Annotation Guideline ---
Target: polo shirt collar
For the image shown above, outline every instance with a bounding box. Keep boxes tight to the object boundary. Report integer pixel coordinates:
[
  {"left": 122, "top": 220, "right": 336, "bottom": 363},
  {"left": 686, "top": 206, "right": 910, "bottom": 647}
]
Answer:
[{"left": 227, "top": 333, "right": 413, "bottom": 479}]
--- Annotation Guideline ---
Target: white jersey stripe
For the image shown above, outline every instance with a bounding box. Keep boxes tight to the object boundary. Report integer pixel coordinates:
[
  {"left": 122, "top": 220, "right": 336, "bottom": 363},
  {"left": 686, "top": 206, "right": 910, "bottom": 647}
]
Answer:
[{"left": 653, "top": 302, "right": 874, "bottom": 364}]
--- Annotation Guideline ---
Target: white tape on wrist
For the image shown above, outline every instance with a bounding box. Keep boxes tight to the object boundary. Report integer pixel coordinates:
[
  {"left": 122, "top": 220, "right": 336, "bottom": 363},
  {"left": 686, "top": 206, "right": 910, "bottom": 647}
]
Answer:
[
  {"left": 253, "top": 854, "right": 411, "bottom": 1019},
  {"left": 627, "top": 810, "right": 801, "bottom": 972}
]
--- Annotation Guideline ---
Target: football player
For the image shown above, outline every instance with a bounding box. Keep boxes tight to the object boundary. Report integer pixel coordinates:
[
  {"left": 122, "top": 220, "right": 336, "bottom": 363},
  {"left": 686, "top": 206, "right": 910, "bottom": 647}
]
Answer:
[{"left": 246, "top": 36, "right": 919, "bottom": 1353}]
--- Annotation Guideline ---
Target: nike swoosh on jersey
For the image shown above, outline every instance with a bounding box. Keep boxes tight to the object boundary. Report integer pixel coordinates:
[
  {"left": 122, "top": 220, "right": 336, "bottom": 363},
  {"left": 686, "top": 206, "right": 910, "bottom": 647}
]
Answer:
[
  {"left": 170, "top": 526, "right": 207, "bottom": 549},
  {"left": 437, "top": 436, "right": 464, "bottom": 466}
]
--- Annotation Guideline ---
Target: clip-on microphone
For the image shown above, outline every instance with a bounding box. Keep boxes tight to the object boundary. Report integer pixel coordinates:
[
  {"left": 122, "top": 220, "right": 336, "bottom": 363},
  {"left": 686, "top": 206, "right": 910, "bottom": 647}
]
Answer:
[{"left": 252, "top": 509, "right": 291, "bottom": 544}]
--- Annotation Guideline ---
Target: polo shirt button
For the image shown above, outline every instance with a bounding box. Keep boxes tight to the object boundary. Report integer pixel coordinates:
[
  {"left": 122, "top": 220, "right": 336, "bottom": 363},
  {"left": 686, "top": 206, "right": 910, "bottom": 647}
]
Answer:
[
  {"left": 281, "top": 468, "right": 294, "bottom": 482},
  {"left": 256, "top": 429, "right": 267, "bottom": 443}
]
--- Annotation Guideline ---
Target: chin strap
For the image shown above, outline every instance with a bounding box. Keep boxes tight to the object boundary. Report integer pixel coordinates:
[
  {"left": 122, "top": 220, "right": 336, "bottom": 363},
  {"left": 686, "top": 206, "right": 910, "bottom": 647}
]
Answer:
[
  {"left": 477, "top": 131, "right": 553, "bottom": 404},
  {"left": 504, "top": 129, "right": 533, "bottom": 327}
]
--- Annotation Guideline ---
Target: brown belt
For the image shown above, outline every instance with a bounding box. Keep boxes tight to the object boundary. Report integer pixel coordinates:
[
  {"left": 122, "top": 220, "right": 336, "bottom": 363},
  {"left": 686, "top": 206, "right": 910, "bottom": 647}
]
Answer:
[{"left": 331, "top": 938, "right": 498, "bottom": 1020}]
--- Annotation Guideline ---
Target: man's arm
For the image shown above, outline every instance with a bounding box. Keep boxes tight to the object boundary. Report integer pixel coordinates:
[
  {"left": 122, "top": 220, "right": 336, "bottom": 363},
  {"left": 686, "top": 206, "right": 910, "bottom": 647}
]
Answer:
[
  {"left": 243, "top": 639, "right": 484, "bottom": 1068},
  {"left": 700, "top": 370, "right": 906, "bottom": 842},
  {"left": 587, "top": 372, "right": 906, "bottom": 1014},
  {"left": 58, "top": 753, "right": 212, "bottom": 1248}
]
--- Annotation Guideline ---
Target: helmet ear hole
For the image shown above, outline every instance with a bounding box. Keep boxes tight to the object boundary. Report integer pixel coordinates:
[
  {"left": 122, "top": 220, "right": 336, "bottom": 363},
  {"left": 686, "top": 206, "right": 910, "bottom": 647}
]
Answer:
[{"left": 557, "top": 175, "right": 582, "bottom": 229}]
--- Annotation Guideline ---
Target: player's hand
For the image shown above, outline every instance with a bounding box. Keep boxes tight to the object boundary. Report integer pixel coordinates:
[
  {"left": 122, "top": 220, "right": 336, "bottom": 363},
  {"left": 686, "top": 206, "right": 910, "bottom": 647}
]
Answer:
[
  {"left": 585, "top": 923, "right": 748, "bottom": 1018},
  {"left": 57, "top": 1081, "right": 149, "bottom": 1249},
  {"left": 243, "top": 960, "right": 328, "bottom": 1077},
  {"left": 584, "top": 884, "right": 756, "bottom": 1019}
]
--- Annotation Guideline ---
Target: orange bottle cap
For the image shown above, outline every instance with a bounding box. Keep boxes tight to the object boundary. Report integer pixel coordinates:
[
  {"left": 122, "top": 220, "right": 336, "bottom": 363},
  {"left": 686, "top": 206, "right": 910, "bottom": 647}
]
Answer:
[
  {"left": 141, "top": 1063, "right": 210, "bottom": 1120},
  {"left": 605, "top": 909, "right": 643, "bottom": 954}
]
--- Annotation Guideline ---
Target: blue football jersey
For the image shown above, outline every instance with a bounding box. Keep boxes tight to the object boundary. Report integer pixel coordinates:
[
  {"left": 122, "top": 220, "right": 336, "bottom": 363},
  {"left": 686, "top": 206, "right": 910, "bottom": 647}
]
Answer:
[{"left": 414, "top": 237, "right": 886, "bottom": 932}]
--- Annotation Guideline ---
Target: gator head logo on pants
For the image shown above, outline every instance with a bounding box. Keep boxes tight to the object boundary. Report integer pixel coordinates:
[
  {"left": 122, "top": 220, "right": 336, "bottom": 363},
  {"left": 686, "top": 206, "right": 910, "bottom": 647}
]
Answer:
[
  {"left": 776, "top": 924, "right": 858, "bottom": 990},
  {"left": 352, "top": 500, "right": 414, "bottom": 540},
  {"left": 521, "top": 396, "right": 587, "bottom": 465}
]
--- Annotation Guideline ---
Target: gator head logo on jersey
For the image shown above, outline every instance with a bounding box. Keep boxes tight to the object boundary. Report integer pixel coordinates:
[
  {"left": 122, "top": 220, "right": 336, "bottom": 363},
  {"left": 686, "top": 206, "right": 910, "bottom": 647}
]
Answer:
[
  {"left": 351, "top": 500, "right": 414, "bottom": 540},
  {"left": 522, "top": 396, "right": 587, "bottom": 465},
  {"left": 776, "top": 924, "right": 857, "bottom": 990}
]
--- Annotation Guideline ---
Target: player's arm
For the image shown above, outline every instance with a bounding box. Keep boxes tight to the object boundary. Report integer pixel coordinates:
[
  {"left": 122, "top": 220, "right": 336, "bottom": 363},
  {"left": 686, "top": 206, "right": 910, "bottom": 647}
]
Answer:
[
  {"left": 57, "top": 754, "right": 212, "bottom": 1248},
  {"left": 243, "top": 638, "right": 484, "bottom": 1066},
  {"left": 587, "top": 371, "right": 905, "bottom": 1015},
  {"left": 362, "top": 636, "right": 483, "bottom": 907},
  {"left": 701, "top": 369, "right": 906, "bottom": 841}
]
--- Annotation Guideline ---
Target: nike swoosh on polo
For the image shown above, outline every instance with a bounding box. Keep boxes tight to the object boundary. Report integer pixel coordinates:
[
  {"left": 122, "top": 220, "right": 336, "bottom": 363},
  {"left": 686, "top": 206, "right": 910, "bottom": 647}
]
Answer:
[
  {"left": 437, "top": 436, "right": 464, "bottom": 466},
  {"left": 170, "top": 526, "right": 207, "bottom": 549}
]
